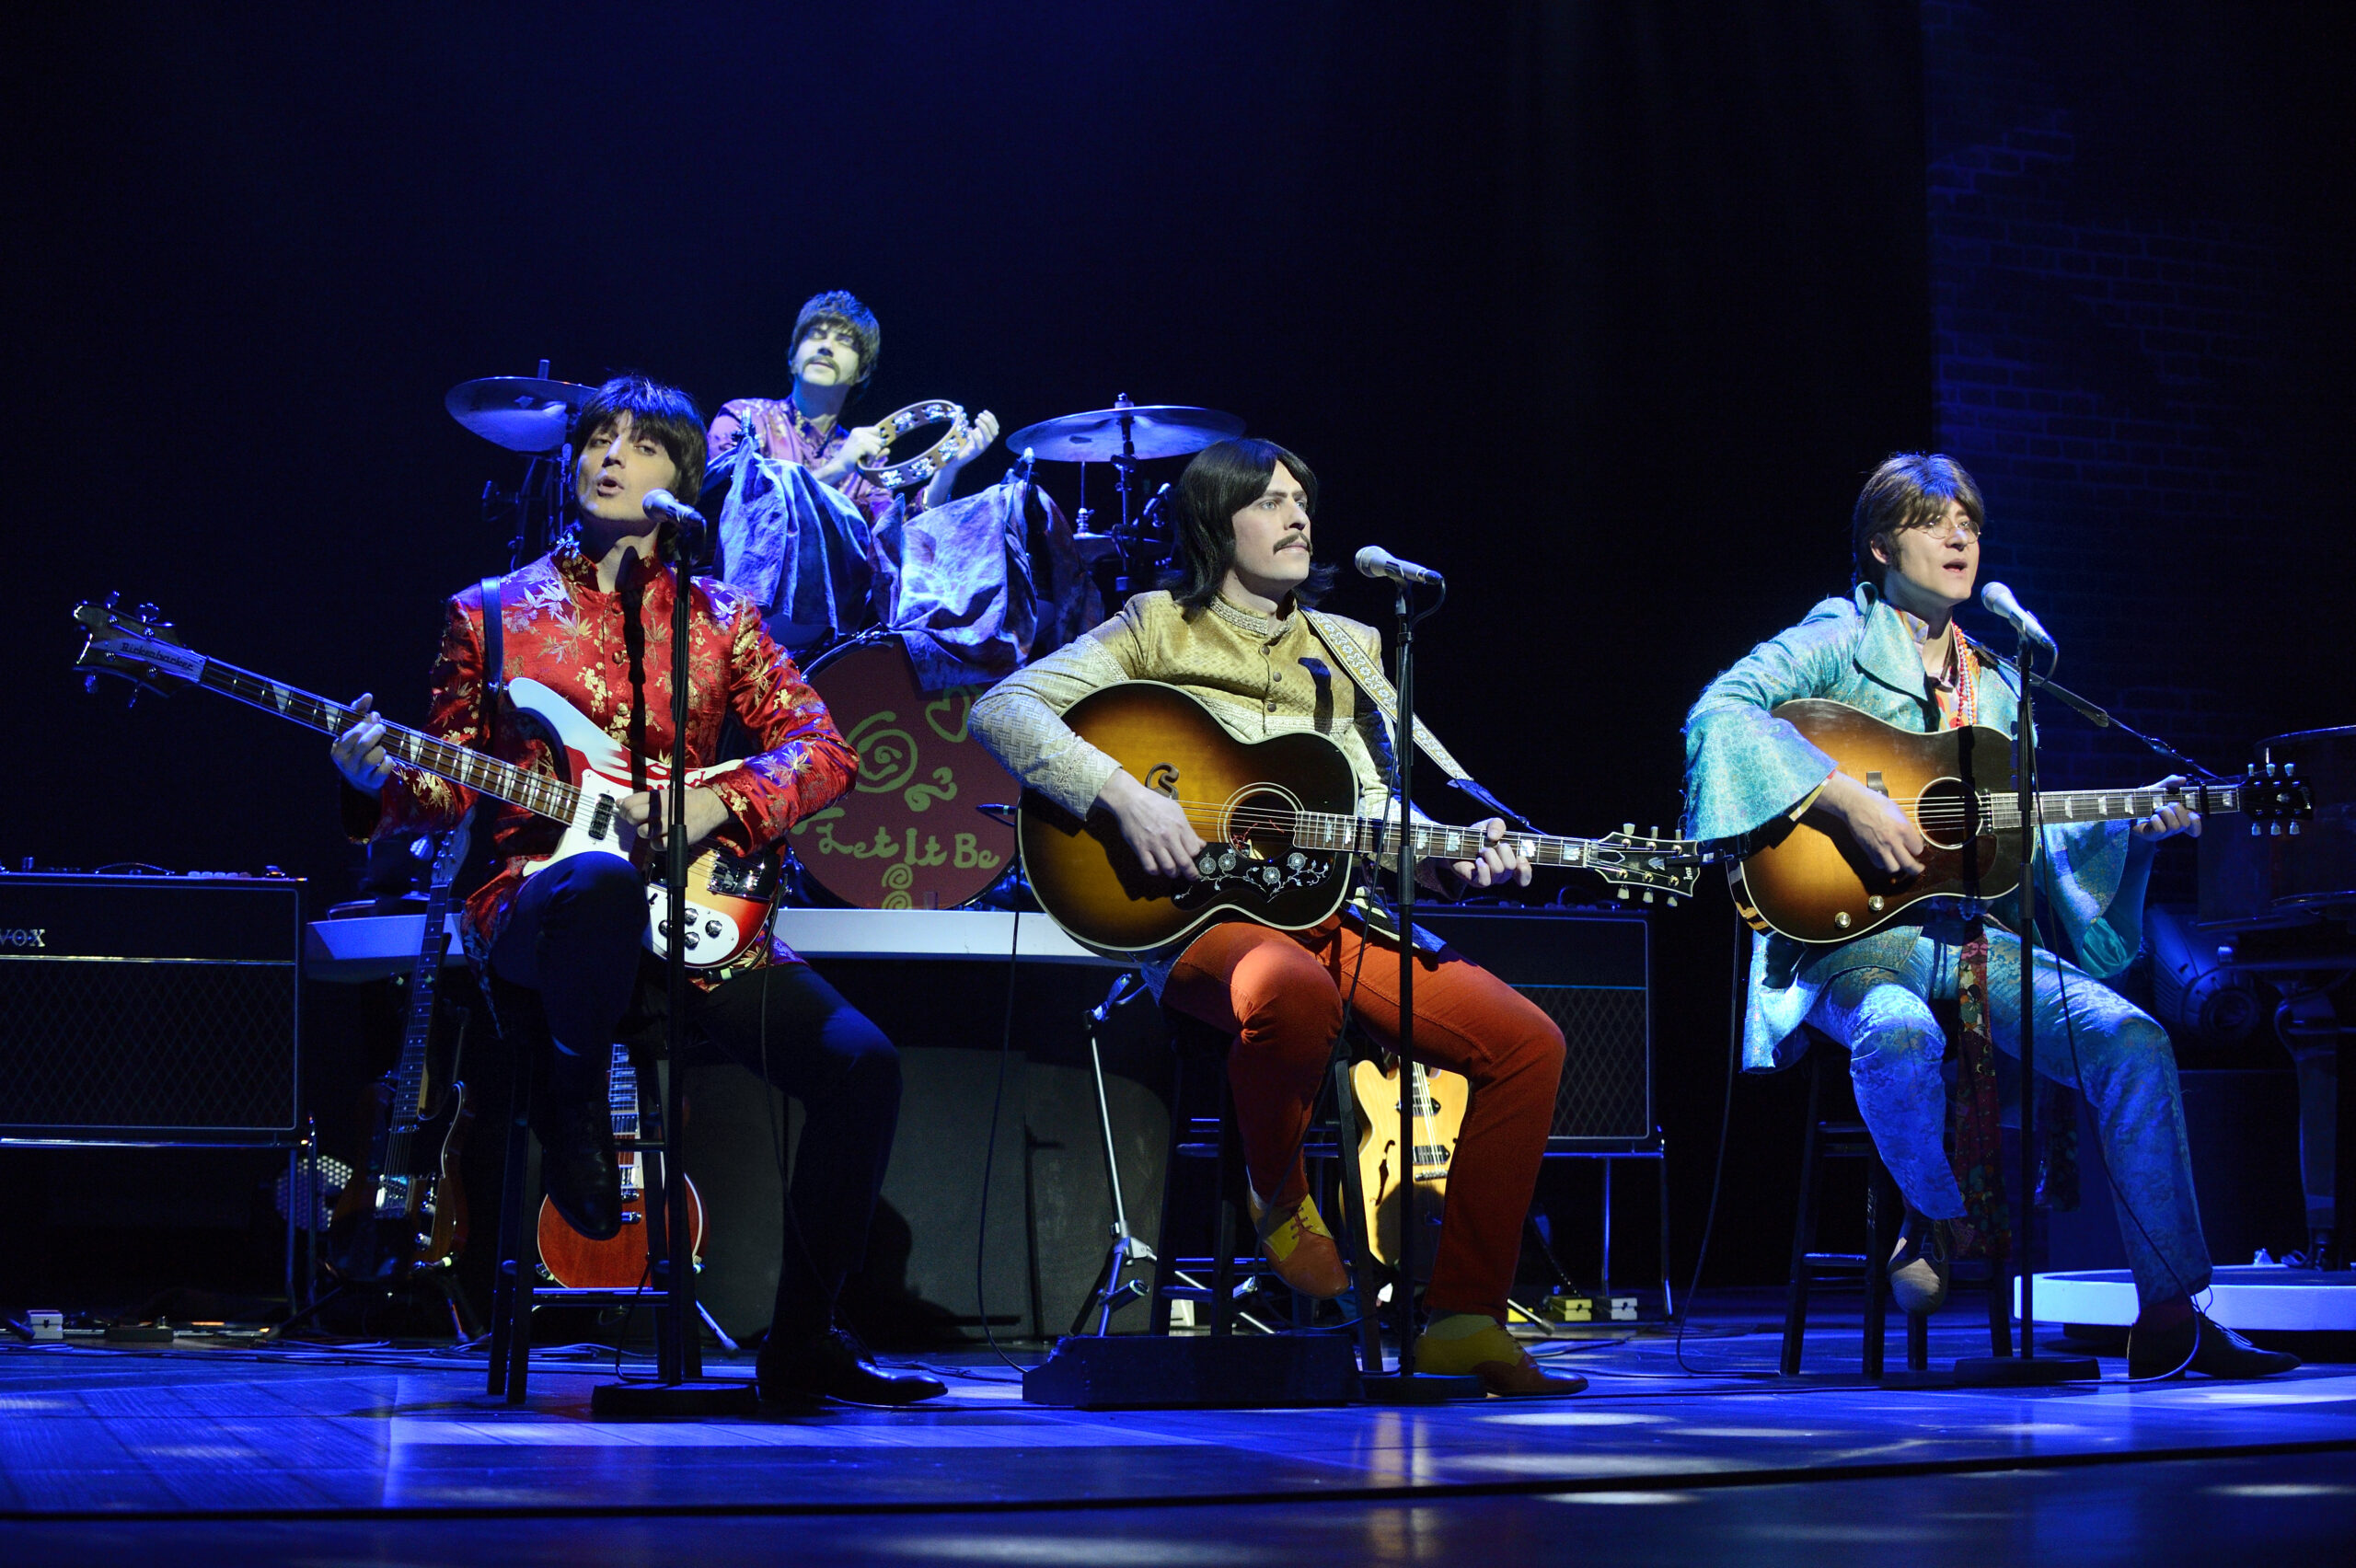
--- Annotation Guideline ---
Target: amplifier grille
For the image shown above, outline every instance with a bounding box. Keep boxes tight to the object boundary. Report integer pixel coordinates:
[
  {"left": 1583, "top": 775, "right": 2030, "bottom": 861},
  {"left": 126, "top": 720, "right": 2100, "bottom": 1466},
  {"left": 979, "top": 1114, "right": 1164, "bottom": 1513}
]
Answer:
[
  {"left": 0, "top": 960, "right": 298, "bottom": 1133},
  {"left": 1521, "top": 983, "right": 1650, "bottom": 1142}
]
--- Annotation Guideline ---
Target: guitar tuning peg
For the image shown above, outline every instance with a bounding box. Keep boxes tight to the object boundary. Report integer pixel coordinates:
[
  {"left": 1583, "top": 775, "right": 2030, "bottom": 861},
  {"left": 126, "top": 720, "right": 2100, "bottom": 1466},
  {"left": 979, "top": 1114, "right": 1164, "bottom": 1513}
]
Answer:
[
  {"left": 1622, "top": 823, "right": 1634, "bottom": 836},
  {"left": 2250, "top": 822, "right": 2262, "bottom": 836},
  {"left": 2289, "top": 822, "right": 2302, "bottom": 836},
  {"left": 1617, "top": 887, "right": 1630, "bottom": 900},
  {"left": 1667, "top": 894, "right": 1680, "bottom": 906},
  {"left": 137, "top": 604, "right": 161, "bottom": 623},
  {"left": 1649, "top": 825, "right": 1660, "bottom": 839},
  {"left": 2269, "top": 822, "right": 2283, "bottom": 836},
  {"left": 104, "top": 590, "right": 121, "bottom": 609},
  {"left": 1642, "top": 890, "right": 1656, "bottom": 903}
]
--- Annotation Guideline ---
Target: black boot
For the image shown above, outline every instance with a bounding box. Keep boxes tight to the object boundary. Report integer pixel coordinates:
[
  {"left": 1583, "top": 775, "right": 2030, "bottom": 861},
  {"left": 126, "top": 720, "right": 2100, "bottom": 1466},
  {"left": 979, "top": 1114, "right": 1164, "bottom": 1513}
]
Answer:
[
  {"left": 533, "top": 1066, "right": 620, "bottom": 1241},
  {"left": 756, "top": 1326, "right": 946, "bottom": 1407},
  {"left": 2128, "top": 1309, "right": 2301, "bottom": 1380}
]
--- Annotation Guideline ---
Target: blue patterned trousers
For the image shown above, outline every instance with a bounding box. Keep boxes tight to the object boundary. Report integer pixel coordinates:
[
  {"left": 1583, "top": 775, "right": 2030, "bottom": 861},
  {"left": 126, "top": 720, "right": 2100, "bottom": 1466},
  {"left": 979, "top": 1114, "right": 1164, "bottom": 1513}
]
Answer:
[{"left": 1805, "top": 930, "right": 2211, "bottom": 1307}]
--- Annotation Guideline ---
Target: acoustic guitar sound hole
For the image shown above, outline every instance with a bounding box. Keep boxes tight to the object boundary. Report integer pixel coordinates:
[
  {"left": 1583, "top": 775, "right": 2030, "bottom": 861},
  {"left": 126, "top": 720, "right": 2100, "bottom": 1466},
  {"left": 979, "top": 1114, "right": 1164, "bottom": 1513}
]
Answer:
[
  {"left": 1917, "top": 776, "right": 1981, "bottom": 852},
  {"left": 1224, "top": 788, "right": 1301, "bottom": 862}
]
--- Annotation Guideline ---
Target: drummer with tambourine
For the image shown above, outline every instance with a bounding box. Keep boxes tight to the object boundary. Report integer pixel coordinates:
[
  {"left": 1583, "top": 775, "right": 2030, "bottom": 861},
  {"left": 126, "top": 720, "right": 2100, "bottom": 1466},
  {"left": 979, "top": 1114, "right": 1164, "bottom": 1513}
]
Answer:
[{"left": 705, "top": 288, "right": 999, "bottom": 525}]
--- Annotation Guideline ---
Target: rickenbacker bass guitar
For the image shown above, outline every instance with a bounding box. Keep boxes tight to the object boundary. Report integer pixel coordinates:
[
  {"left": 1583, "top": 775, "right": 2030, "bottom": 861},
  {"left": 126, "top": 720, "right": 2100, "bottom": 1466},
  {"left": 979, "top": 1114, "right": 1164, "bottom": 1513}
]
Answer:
[
  {"left": 1018, "top": 681, "right": 1700, "bottom": 956},
  {"left": 535, "top": 1043, "right": 709, "bottom": 1288},
  {"left": 1732, "top": 698, "right": 2316, "bottom": 944},
  {"left": 72, "top": 598, "right": 779, "bottom": 969},
  {"left": 327, "top": 823, "right": 477, "bottom": 1284}
]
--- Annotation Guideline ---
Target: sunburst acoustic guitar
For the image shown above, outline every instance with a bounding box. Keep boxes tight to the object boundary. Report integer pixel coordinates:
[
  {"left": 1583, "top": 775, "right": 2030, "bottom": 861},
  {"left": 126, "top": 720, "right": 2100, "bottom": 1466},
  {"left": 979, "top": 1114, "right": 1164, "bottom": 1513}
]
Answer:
[
  {"left": 1017, "top": 682, "right": 1700, "bottom": 958},
  {"left": 1732, "top": 699, "right": 2316, "bottom": 944}
]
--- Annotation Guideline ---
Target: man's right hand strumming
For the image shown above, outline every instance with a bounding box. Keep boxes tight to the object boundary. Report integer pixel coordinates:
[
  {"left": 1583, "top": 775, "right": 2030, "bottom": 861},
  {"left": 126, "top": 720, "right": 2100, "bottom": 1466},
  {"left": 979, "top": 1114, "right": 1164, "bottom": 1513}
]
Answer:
[
  {"left": 1097, "top": 770, "right": 1207, "bottom": 881},
  {"left": 331, "top": 693, "right": 395, "bottom": 796},
  {"left": 1813, "top": 769, "right": 1926, "bottom": 875}
]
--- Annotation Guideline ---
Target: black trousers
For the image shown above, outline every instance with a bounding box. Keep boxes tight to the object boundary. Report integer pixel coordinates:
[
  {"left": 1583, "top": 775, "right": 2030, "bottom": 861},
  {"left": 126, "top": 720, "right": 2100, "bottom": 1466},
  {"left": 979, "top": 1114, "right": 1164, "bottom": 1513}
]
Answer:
[{"left": 490, "top": 852, "right": 901, "bottom": 1341}]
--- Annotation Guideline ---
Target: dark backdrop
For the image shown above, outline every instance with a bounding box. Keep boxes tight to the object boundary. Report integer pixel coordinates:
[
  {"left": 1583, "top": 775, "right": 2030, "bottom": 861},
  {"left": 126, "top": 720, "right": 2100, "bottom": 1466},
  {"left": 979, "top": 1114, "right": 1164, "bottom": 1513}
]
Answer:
[{"left": 12, "top": 2, "right": 2344, "bottom": 1294}]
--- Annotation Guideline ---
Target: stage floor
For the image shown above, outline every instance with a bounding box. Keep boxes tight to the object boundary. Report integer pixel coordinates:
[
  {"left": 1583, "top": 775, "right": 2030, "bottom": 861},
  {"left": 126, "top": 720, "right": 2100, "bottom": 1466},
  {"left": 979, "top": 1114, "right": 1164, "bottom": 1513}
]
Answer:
[{"left": 5, "top": 1298, "right": 2352, "bottom": 1564}]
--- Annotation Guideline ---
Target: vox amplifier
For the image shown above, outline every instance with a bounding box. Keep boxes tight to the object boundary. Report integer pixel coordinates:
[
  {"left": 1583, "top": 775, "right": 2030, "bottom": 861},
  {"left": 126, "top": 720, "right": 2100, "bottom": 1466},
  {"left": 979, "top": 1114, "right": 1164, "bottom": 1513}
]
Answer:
[
  {"left": 1413, "top": 905, "right": 1654, "bottom": 1147},
  {"left": 0, "top": 872, "right": 303, "bottom": 1144}
]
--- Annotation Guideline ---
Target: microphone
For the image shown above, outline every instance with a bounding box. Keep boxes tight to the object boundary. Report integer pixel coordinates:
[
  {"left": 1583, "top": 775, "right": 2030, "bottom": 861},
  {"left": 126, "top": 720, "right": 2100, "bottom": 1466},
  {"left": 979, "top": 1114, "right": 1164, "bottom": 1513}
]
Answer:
[
  {"left": 640, "top": 488, "right": 707, "bottom": 533},
  {"left": 1980, "top": 582, "right": 2055, "bottom": 651},
  {"left": 1355, "top": 545, "right": 1444, "bottom": 588}
]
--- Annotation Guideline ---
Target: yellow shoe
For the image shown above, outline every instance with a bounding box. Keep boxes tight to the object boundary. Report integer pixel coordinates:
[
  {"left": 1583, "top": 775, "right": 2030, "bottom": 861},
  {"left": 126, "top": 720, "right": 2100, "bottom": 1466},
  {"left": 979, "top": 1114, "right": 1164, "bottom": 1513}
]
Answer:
[
  {"left": 1246, "top": 1190, "right": 1350, "bottom": 1298},
  {"left": 1414, "top": 1316, "right": 1588, "bottom": 1397}
]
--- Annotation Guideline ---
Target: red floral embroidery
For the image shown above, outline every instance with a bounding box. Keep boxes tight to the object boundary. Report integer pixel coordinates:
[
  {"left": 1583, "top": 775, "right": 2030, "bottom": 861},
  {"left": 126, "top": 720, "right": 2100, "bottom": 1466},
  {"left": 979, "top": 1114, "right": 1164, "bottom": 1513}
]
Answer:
[{"left": 362, "top": 539, "right": 858, "bottom": 978}]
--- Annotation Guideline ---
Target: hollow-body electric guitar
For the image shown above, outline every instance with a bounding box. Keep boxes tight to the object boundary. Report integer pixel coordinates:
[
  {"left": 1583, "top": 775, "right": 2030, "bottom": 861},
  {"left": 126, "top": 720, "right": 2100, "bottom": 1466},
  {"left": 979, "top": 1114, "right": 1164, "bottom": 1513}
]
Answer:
[
  {"left": 328, "top": 824, "right": 477, "bottom": 1284},
  {"left": 1733, "top": 698, "right": 2316, "bottom": 944},
  {"left": 73, "top": 598, "right": 779, "bottom": 968},
  {"left": 1351, "top": 1055, "right": 1465, "bottom": 1274},
  {"left": 1018, "top": 681, "right": 1700, "bottom": 956}
]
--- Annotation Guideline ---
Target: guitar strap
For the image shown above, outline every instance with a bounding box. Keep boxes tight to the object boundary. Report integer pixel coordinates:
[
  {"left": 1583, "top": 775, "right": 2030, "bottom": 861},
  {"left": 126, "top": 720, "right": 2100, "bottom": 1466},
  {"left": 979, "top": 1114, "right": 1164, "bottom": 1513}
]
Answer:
[
  {"left": 1301, "top": 607, "right": 1536, "bottom": 830},
  {"left": 479, "top": 575, "right": 506, "bottom": 714}
]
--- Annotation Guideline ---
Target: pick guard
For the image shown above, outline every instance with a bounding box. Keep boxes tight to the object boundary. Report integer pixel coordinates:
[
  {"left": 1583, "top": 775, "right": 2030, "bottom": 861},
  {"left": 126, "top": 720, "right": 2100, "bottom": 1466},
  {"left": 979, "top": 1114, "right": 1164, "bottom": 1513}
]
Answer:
[{"left": 502, "top": 679, "right": 769, "bottom": 969}]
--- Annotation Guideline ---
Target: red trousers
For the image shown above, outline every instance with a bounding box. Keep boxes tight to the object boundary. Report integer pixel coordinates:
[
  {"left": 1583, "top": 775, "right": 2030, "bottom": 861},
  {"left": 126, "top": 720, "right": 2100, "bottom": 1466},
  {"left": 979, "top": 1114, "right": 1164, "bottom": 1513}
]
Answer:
[{"left": 1163, "top": 917, "right": 1565, "bottom": 1323}]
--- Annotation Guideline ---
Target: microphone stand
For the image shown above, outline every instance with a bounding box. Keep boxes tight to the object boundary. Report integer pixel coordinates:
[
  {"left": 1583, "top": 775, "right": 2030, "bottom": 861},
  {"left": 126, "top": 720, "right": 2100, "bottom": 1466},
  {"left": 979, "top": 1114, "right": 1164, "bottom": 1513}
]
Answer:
[
  {"left": 592, "top": 516, "right": 754, "bottom": 1416},
  {"left": 1953, "top": 629, "right": 2096, "bottom": 1387},
  {"left": 1976, "top": 642, "right": 2218, "bottom": 779},
  {"left": 1358, "top": 579, "right": 1481, "bottom": 1404}
]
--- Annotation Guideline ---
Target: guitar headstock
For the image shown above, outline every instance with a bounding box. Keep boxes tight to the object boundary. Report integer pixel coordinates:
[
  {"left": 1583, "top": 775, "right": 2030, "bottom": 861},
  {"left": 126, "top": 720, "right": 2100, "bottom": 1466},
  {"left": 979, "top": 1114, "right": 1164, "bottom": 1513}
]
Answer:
[
  {"left": 424, "top": 817, "right": 473, "bottom": 891},
  {"left": 2238, "top": 762, "right": 2317, "bottom": 837},
  {"left": 1587, "top": 824, "right": 1704, "bottom": 907},
  {"left": 73, "top": 596, "right": 203, "bottom": 702}
]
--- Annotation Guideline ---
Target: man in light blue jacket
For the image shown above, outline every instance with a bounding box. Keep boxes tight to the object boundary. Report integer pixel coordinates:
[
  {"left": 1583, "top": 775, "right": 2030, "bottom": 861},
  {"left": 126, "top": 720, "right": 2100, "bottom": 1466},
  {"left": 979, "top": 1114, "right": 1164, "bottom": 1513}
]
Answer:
[{"left": 1683, "top": 453, "right": 2292, "bottom": 1379}]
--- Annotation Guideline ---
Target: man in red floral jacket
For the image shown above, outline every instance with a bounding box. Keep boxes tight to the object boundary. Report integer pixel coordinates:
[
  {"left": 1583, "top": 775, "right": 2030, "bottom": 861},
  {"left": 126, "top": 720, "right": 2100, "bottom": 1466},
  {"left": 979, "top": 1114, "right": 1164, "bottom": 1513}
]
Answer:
[{"left": 331, "top": 375, "right": 941, "bottom": 1406}]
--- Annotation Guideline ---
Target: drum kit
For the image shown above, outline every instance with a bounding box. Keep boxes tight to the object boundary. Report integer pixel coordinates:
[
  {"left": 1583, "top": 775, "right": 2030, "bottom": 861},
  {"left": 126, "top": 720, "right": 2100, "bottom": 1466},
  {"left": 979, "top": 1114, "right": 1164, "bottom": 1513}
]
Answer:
[
  {"left": 1008, "top": 394, "right": 1244, "bottom": 594},
  {"left": 445, "top": 368, "right": 1246, "bottom": 913}
]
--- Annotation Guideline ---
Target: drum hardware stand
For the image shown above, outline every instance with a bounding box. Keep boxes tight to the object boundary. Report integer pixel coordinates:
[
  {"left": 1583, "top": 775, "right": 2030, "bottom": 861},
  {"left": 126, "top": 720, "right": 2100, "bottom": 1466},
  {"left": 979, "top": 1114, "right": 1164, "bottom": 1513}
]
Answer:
[
  {"left": 1072, "top": 974, "right": 1158, "bottom": 1335},
  {"left": 591, "top": 514, "right": 756, "bottom": 1418},
  {"left": 1952, "top": 624, "right": 2097, "bottom": 1388},
  {"left": 1357, "top": 576, "right": 1484, "bottom": 1404},
  {"left": 449, "top": 359, "right": 585, "bottom": 569}
]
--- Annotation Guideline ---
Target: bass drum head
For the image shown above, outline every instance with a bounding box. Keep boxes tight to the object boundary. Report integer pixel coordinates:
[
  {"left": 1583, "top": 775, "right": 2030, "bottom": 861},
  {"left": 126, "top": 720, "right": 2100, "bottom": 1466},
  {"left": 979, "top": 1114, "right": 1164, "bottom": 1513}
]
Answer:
[{"left": 797, "top": 636, "right": 1022, "bottom": 909}]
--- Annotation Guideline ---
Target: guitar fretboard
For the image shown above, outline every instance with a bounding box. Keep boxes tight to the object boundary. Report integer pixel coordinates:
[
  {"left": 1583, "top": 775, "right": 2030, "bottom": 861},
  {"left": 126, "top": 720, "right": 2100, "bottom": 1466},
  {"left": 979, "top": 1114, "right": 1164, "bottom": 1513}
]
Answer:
[
  {"left": 1288, "top": 810, "right": 1665, "bottom": 873},
  {"left": 1985, "top": 782, "right": 2243, "bottom": 830},
  {"left": 187, "top": 656, "right": 584, "bottom": 825}
]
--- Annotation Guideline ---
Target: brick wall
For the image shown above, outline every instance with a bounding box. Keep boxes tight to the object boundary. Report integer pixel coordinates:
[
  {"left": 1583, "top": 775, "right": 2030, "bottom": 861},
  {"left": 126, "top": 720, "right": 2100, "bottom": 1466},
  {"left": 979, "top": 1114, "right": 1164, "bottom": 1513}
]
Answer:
[{"left": 1923, "top": 1, "right": 2304, "bottom": 817}]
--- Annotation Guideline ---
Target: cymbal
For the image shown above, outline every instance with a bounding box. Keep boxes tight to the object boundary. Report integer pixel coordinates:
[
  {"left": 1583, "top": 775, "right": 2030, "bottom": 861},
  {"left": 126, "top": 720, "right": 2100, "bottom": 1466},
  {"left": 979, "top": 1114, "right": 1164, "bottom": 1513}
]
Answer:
[
  {"left": 1007, "top": 404, "right": 1243, "bottom": 463},
  {"left": 445, "top": 376, "right": 598, "bottom": 453}
]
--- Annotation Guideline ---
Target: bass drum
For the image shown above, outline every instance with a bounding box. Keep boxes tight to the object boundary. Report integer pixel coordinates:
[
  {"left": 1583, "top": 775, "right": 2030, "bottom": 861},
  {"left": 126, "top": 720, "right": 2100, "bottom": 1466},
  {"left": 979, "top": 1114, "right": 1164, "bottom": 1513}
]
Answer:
[{"left": 798, "top": 635, "right": 1022, "bottom": 909}]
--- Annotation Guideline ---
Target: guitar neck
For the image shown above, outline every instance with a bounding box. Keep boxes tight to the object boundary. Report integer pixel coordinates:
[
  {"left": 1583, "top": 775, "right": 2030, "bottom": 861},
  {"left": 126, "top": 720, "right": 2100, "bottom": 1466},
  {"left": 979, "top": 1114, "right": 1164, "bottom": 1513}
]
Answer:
[
  {"left": 1999, "top": 780, "right": 2247, "bottom": 831},
  {"left": 186, "top": 657, "right": 581, "bottom": 825},
  {"left": 1302, "top": 812, "right": 1623, "bottom": 870},
  {"left": 387, "top": 882, "right": 461, "bottom": 1133}
]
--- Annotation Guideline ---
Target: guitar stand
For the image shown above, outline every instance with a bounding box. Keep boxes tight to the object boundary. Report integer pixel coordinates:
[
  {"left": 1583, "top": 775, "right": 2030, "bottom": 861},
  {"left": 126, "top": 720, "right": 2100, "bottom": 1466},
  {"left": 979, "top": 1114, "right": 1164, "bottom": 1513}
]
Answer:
[
  {"left": 1071, "top": 974, "right": 1158, "bottom": 1337},
  {"left": 274, "top": 1264, "right": 479, "bottom": 1345}
]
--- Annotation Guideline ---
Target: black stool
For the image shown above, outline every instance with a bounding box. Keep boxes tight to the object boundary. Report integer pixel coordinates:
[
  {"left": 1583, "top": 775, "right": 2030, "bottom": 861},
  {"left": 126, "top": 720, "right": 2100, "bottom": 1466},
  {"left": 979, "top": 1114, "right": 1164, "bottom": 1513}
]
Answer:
[
  {"left": 1782, "top": 1035, "right": 2011, "bottom": 1377},
  {"left": 482, "top": 994, "right": 712, "bottom": 1404},
  {"left": 1146, "top": 1015, "right": 1386, "bottom": 1370}
]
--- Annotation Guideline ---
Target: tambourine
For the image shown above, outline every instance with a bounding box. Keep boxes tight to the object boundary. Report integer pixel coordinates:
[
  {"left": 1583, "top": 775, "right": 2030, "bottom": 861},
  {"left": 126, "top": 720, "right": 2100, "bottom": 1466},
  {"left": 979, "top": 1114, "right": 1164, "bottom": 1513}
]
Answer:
[{"left": 858, "top": 399, "right": 970, "bottom": 490}]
